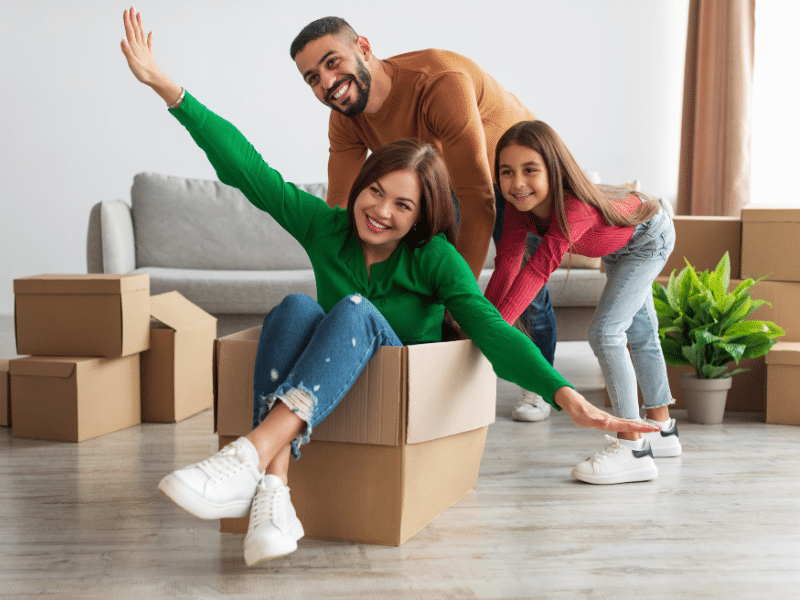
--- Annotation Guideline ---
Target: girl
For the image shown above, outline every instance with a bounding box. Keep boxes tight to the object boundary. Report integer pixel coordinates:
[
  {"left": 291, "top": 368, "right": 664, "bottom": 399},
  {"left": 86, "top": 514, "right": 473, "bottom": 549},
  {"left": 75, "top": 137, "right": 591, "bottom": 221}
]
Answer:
[
  {"left": 485, "top": 120, "right": 680, "bottom": 486},
  {"left": 119, "top": 8, "right": 657, "bottom": 566}
]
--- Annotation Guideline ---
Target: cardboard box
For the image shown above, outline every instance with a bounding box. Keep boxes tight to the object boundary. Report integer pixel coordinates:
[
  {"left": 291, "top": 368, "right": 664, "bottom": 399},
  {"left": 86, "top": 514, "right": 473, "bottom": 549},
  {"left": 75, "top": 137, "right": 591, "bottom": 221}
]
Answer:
[
  {"left": 214, "top": 327, "right": 497, "bottom": 545},
  {"left": 141, "top": 292, "right": 217, "bottom": 423},
  {"left": 662, "top": 216, "right": 741, "bottom": 279},
  {"left": 741, "top": 207, "right": 800, "bottom": 282},
  {"left": 10, "top": 354, "right": 141, "bottom": 442},
  {"left": 765, "top": 342, "right": 800, "bottom": 425},
  {"left": 0, "top": 359, "right": 9, "bottom": 427},
  {"left": 14, "top": 274, "right": 150, "bottom": 358}
]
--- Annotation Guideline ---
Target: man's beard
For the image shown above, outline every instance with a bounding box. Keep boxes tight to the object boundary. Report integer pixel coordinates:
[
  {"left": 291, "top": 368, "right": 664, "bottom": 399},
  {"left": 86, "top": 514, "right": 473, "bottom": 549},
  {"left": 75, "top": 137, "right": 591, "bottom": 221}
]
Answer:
[{"left": 326, "top": 58, "right": 371, "bottom": 117}]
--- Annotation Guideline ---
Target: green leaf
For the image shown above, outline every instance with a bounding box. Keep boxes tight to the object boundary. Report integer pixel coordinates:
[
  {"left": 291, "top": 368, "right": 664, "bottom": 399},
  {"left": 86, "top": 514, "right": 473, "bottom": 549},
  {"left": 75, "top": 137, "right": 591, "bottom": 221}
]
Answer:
[
  {"left": 724, "top": 367, "right": 750, "bottom": 378},
  {"left": 715, "top": 251, "right": 731, "bottom": 292},
  {"left": 681, "top": 344, "right": 698, "bottom": 368},
  {"left": 718, "top": 342, "right": 746, "bottom": 363},
  {"left": 732, "top": 278, "right": 756, "bottom": 298},
  {"left": 661, "top": 337, "right": 690, "bottom": 366},
  {"left": 724, "top": 321, "right": 785, "bottom": 341},
  {"left": 741, "top": 339, "right": 777, "bottom": 359},
  {"left": 701, "top": 364, "right": 729, "bottom": 378}
]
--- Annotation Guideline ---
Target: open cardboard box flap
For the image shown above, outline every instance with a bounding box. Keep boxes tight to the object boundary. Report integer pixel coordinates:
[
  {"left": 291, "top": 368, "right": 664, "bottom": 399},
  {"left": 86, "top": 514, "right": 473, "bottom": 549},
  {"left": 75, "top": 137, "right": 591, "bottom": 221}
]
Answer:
[{"left": 150, "top": 291, "right": 217, "bottom": 332}]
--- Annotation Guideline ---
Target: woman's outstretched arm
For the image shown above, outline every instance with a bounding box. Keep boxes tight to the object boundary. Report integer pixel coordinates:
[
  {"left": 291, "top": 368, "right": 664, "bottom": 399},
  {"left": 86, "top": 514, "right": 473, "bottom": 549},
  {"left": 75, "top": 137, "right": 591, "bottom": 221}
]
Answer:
[{"left": 119, "top": 6, "right": 183, "bottom": 106}]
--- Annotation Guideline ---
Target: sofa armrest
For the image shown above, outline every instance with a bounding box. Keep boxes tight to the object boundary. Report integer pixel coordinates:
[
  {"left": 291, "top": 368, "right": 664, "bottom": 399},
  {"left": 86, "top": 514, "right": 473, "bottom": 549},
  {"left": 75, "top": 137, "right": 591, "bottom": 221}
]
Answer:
[{"left": 86, "top": 200, "right": 136, "bottom": 274}]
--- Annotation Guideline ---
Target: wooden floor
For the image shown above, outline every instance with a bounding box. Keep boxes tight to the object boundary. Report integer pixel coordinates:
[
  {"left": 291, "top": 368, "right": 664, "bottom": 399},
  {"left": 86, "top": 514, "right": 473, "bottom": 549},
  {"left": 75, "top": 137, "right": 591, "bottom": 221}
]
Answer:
[{"left": 1, "top": 316, "right": 799, "bottom": 599}]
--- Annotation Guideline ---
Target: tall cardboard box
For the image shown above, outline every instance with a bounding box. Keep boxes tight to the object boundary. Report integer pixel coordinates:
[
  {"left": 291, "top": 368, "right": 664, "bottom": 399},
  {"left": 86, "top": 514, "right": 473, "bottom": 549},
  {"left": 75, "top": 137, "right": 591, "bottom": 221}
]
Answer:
[
  {"left": 14, "top": 274, "right": 150, "bottom": 357},
  {"left": 662, "top": 216, "right": 741, "bottom": 278},
  {"left": 765, "top": 342, "right": 800, "bottom": 425},
  {"left": 141, "top": 292, "right": 217, "bottom": 423},
  {"left": 741, "top": 207, "right": 800, "bottom": 281},
  {"left": 10, "top": 354, "right": 141, "bottom": 442},
  {"left": 0, "top": 359, "right": 9, "bottom": 427},
  {"left": 214, "top": 327, "right": 497, "bottom": 545}
]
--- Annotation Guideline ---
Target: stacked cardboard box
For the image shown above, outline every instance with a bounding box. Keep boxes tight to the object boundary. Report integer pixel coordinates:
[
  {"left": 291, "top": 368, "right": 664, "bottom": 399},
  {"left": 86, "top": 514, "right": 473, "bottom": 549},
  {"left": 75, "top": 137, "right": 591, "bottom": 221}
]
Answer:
[
  {"left": 741, "top": 208, "right": 800, "bottom": 424},
  {"left": 214, "top": 326, "right": 497, "bottom": 545},
  {"left": 9, "top": 275, "right": 216, "bottom": 441}
]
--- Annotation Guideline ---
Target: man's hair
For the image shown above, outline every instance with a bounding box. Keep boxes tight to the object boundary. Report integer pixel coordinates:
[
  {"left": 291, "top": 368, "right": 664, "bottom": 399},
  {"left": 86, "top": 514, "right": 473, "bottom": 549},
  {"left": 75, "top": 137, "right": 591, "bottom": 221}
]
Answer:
[{"left": 290, "top": 17, "right": 358, "bottom": 60}]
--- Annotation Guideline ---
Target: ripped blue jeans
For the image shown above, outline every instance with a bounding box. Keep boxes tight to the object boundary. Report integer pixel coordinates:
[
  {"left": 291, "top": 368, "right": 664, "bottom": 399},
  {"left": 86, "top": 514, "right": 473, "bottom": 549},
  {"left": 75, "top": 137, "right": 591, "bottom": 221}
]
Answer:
[{"left": 252, "top": 293, "right": 402, "bottom": 459}]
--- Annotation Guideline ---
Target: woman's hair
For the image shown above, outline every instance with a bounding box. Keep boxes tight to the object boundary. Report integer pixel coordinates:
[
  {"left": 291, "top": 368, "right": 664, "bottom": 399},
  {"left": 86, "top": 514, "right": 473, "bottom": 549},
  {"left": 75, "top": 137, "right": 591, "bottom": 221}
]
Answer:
[
  {"left": 347, "top": 139, "right": 457, "bottom": 248},
  {"left": 494, "top": 120, "right": 661, "bottom": 249}
]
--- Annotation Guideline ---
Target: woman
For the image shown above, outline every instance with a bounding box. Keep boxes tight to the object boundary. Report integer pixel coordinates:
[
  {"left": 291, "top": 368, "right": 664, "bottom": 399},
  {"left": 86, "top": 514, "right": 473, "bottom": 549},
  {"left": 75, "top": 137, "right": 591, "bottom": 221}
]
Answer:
[{"left": 119, "top": 7, "right": 657, "bottom": 566}]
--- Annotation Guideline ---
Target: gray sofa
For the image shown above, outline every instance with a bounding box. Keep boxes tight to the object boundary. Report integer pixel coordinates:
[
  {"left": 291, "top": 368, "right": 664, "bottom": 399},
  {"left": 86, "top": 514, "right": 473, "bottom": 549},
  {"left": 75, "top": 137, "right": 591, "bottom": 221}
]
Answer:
[{"left": 87, "top": 172, "right": 608, "bottom": 338}]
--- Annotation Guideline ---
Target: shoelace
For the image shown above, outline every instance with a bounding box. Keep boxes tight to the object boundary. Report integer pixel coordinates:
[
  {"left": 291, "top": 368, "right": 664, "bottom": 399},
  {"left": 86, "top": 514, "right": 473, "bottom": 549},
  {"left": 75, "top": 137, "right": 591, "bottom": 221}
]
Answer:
[
  {"left": 589, "top": 435, "right": 624, "bottom": 465},
  {"left": 197, "top": 443, "right": 248, "bottom": 481},
  {"left": 250, "top": 481, "right": 287, "bottom": 532}
]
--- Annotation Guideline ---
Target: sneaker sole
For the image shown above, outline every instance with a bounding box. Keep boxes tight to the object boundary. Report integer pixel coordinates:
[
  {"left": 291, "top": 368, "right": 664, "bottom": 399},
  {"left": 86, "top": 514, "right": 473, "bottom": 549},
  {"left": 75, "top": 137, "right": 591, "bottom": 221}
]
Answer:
[
  {"left": 650, "top": 440, "right": 683, "bottom": 458},
  {"left": 244, "top": 520, "right": 305, "bottom": 566},
  {"left": 158, "top": 473, "right": 254, "bottom": 520},
  {"left": 512, "top": 408, "right": 551, "bottom": 422},
  {"left": 570, "top": 464, "right": 658, "bottom": 485}
]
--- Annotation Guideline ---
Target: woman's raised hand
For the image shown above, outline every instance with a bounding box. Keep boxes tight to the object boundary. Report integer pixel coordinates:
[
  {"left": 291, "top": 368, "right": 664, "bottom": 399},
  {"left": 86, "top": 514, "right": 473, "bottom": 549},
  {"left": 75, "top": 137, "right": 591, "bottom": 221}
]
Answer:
[
  {"left": 120, "top": 6, "right": 183, "bottom": 106},
  {"left": 553, "top": 387, "right": 661, "bottom": 433}
]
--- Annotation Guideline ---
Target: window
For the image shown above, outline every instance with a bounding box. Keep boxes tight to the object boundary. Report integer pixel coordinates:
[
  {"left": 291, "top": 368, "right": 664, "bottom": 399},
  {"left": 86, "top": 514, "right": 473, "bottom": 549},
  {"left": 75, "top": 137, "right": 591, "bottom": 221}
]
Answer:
[{"left": 751, "top": 0, "right": 800, "bottom": 207}]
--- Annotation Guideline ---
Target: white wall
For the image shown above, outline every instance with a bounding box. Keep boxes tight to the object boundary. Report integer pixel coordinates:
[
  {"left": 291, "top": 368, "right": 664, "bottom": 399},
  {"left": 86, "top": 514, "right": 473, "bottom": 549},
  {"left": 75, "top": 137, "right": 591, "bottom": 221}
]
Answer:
[{"left": 0, "top": 0, "right": 689, "bottom": 315}]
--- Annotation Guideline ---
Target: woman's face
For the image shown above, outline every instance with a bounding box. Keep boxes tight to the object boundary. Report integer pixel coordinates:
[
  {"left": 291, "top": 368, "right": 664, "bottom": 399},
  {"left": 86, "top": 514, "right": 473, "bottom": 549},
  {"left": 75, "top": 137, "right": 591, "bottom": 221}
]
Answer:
[
  {"left": 498, "top": 144, "right": 552, "bottom": 218},
  {"left": 353, "top": 169, "right": 422, "bottom": 258}
]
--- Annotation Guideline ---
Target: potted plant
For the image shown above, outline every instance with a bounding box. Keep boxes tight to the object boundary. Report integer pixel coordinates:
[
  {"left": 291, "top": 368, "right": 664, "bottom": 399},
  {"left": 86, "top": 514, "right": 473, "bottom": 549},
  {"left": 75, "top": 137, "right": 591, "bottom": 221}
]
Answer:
[{"left": 652, "top": 251, "right": 784, "bottom": 423}]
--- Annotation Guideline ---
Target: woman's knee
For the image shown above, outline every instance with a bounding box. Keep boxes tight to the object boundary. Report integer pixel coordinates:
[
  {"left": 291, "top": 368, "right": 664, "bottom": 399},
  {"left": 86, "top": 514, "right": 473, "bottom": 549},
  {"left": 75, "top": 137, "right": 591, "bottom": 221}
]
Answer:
[
  {"left": 329, "top": 293, "right": 380, "bottom": 320},
  {"left": 265, "top": 294, "right": 323, "bottom": 324}
]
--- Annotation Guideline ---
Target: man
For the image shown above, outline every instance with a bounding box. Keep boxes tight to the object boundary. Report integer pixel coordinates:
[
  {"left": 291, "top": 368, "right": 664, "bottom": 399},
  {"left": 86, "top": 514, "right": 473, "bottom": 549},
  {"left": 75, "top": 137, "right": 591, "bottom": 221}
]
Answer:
[{"left": 291, "top": 17, "right": 555, "bottom": 422}]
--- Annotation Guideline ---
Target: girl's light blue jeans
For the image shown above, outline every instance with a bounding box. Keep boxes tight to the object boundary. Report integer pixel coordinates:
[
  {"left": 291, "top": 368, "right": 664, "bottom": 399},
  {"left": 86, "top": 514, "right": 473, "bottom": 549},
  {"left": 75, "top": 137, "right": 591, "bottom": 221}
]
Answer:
[
  {"left": 252, "top": 293, "right": 402, "bottom": 459},
  {"left": 589, "top": 208, "right": 676, "bottom": 420}
]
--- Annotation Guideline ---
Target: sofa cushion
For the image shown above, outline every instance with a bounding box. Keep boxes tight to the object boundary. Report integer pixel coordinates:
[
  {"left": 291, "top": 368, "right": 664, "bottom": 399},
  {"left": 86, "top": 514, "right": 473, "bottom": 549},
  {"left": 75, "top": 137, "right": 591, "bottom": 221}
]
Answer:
[
  {"left": 132, "top": 173, "right": 321, "bottom": 271},
  {"left": 137, "top": 267, "right": 317, "bottom": 314}
]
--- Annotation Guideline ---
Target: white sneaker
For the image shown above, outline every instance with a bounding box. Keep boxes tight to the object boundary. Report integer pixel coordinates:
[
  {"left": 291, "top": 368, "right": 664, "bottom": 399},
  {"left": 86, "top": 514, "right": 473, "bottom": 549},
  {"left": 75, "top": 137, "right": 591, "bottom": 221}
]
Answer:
[
  {"left": 571, "top": 435, "right": 658, "bottom": 485},
  {"left": 244, "top": 475, "right": 305, "bottom": 566},
  {"left": 512, "top": 389, "right": 552, "bottom": 422},
  {"left": 158, "top": 437, "right": 262, "bottom": 520},
  {"left": 642, "top": 418, "right": 682, "bottom": 457}
]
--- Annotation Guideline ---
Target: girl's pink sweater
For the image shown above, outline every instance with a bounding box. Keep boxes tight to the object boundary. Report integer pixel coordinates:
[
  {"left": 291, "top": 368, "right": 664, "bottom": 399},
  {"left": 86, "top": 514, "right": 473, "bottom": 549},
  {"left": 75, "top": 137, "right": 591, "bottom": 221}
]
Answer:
[{"left": 484, "top": 192, "right": 642, "bottom": 324}]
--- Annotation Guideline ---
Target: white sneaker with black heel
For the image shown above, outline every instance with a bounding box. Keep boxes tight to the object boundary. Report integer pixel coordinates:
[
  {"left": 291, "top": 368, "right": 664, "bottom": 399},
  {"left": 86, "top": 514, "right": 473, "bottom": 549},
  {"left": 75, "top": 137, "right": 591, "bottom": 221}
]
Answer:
[
  {"left": 512, "top": 388, "right": 552, "bottom": 422},
  {"left": 158, "top": 436, "right": 262, "bottom": 520},
  {"left": 571, "top": 435, "right": 658, "bottom": 484},
  {"left": 244, "top": 474, "right": 305, "bottom": 566},
  {"left": 642, "top": 418, "right": 682, "bottom": 457}
]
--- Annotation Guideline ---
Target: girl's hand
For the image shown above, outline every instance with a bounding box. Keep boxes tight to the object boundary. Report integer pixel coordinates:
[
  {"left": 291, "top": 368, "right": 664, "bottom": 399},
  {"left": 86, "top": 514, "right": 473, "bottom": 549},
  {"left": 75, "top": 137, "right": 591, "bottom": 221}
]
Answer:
[
  {"left": 120, "top": 6, "right": 182, "bottom": 106},
  {"left": 553, "top": 387, "right": 660, "bottom": 433}
]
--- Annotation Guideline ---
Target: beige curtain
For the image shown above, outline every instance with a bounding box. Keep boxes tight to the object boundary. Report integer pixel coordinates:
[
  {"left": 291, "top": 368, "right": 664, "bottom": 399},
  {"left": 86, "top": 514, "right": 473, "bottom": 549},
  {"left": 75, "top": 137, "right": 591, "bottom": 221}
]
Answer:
[{"left": 677, "top": 0, "right": 755, "bottom": 216}]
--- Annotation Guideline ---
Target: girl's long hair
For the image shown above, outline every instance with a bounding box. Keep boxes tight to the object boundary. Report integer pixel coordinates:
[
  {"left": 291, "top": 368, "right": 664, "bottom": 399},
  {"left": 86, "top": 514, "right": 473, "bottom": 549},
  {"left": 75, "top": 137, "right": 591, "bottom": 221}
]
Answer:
[
  {"left": 347, "top": 138, "right": 457, "bottom": 248},
  {"left": 494, "top": 121, "right": 661, "bottom": 250}
]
